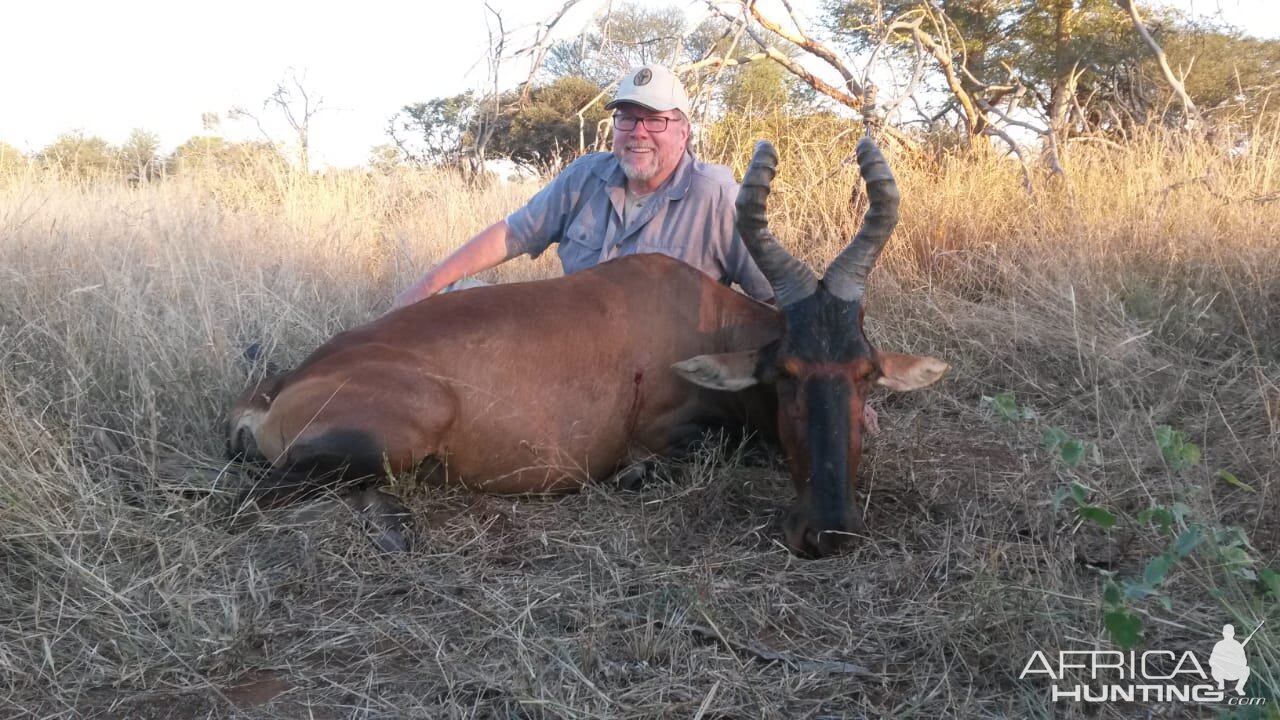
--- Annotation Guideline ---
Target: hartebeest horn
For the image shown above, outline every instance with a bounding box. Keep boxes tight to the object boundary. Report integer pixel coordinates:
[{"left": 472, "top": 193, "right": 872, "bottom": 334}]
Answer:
[
  {"left": 823, "top": 138, "right": 900, "bottom": 304},
  {"left": 736, "top": 140, "right": 818, "bottom": 307}
]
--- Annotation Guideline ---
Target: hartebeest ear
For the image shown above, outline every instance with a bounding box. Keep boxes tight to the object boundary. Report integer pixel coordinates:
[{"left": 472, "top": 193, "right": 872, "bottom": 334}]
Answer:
[
  {"left": 874, "top": 351, "right": 949, "bottom": 392},
  {"left": 672, "top": 350, "right": 762, "bottom": 391}
]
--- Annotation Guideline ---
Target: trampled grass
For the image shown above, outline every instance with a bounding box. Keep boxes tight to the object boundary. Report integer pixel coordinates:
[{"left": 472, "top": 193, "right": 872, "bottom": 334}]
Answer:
[{"left": 0, "top": 127, "right": 1276, "bottom": 718}]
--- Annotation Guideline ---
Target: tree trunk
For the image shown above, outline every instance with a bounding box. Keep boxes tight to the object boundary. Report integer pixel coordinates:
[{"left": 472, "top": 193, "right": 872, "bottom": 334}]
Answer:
[{"left": 1046, "top": 0, "right": 1075, "bottom": 142}]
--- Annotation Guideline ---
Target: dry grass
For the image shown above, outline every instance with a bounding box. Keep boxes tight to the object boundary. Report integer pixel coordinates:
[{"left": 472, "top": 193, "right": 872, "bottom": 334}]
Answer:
[{"left": 1, "top": 128, "right": 1276, "bottom": 718}]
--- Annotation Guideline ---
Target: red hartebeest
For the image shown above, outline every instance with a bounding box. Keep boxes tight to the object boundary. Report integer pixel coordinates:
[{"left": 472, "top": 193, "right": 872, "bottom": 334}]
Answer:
[{"left": 227, "top": 138, "right": 947, "bottom": 557}]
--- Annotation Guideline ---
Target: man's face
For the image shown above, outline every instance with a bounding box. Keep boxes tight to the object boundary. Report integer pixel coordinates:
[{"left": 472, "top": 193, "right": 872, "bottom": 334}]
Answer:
[{"left": 610, "top": 103, "right": 689, "bottom": 189}]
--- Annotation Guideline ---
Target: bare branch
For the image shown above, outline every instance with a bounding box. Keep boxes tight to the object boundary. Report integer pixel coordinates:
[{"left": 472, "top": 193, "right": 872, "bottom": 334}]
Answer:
[
  {"left": 743, "top": 0, "right": 864, "bottom": 97},
  {"left": 1116, "top": 0, "right": 1199, "bottom": 128},
  {"left": 888, "top": 15, "right": 984, "bottom": 136},
  {"left": 981, "top": 125, "right": 1035, "bottom": 195},
  {"left": 226, "top": 106, "right": 275, "bottom": 146},
  {"left": 705, "top": 3, "right": 862, "bottom": 108},
  {"left": 513, "top": 0, "right": 584, "bottom": 101},
  {"left": 976, "top": 99, "right": 1048, "bottom": 138}
]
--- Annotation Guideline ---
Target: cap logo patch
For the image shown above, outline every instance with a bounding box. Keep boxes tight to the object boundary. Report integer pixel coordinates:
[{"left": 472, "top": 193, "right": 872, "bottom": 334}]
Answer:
[{"left": 634, "top": 68, "right": 652, "bottom": 86}]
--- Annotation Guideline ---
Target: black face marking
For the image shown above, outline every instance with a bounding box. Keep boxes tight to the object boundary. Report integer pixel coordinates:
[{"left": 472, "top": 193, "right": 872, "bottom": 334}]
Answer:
[
  {"left": 770, "top": 284, "right": 876, "bottom": 552},
  {"left": 780, "top": 286, "right": 872, "bottom": 364},
  {"left": 804, "top": 375, "right": 854, "bottom": 528}
]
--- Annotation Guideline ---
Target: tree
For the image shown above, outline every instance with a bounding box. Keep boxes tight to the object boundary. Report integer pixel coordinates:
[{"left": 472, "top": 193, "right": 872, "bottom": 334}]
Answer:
[
  {"left": 1148, "top": 24, "right": 1280, "bottom": 127},
  {"left": 368, "top": 144, "right": 406, "bottom": 174},
  {"left": 487, "top": 76, "right": 612, "bottom": 168},
  {"left": 388, "top": 91, "right": 479, "bottom": 166},
  {"left": 39, "top": 132, "right": 117, "bottom": 179},
  {"left": 718, "top": 52, "right": 793, "bottom": 116},
  {"left": 118, "top": 128, "right": 161, "bottom": 182},
  {"left": 229, "top": 68, "right": 325, "bottom": 173},
  {"left": 0, "top": 141, "right": 26, "bottom": 174},
  {"left": 168, "top": 136, "right": 286, "bottom": 175},
  {"left": 391, "top": 77, "right": 611, "bottom": 172},
  {"left": 545, "top": 4, "right": 693, "bottom": 85}
]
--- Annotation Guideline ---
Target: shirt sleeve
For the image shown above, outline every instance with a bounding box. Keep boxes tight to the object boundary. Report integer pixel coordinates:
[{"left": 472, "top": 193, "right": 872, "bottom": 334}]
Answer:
[{"left": 505, "top": 166, "right": 577, "bottom": 260}]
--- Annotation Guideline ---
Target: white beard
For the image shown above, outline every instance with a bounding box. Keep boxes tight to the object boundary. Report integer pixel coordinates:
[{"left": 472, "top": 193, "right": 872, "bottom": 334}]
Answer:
[{"left": 618, "top": 148, "right": 659, "bottom": 182}]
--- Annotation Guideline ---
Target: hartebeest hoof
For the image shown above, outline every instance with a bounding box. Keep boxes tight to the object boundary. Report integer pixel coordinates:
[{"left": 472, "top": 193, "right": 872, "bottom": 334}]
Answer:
[
  {"left": 610, "top": 460, "right": 655, "bottom": 492},
  {"left": 344, "top": 489, "right": 414, "bottom": 553}
]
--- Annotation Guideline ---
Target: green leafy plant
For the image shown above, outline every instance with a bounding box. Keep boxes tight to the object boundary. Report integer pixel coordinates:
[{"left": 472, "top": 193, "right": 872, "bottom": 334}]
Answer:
[
  {"left": 1053, "top": 481, "right": 1118, "bottom": 528},
  {"left": 984, "top": 405, "right": 1276, "bottom": 656},
  {"left": 1154, "top": 424, "right": 1201, "bottom": 471},
  {"left": 983, "top": 392, "right": 1034, "bottom": 420},
  {"left": 1043, "top": 426, "right": 1088, "bottom": 468}
]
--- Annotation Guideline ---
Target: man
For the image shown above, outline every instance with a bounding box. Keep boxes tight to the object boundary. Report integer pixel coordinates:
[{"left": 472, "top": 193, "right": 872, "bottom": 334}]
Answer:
[
  {"left": 391, "top": 63, "right": 879, "bottom": 433},
  {"left": 1209, "top": 623, "right": 1253, "bottom": 696},
  {"left": 391, "top": 63, "right": 773, "bottom": 306}
]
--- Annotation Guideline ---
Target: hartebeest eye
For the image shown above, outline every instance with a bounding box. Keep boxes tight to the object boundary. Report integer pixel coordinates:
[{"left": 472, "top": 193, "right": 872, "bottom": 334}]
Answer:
[{"left": 780, "top": 358, "right": 804, "bottom": 378}]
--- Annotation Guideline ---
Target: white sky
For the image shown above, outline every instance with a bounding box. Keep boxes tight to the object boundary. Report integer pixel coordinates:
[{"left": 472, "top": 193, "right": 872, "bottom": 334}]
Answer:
[{"left": 1, "top": 0, "right": 1275, "bottom": 168}]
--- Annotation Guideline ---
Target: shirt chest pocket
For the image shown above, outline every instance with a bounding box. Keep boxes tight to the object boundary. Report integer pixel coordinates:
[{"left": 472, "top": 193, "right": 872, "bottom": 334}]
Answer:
[{"left": 558, "top": 208, "right": 609, "bottom": 274}]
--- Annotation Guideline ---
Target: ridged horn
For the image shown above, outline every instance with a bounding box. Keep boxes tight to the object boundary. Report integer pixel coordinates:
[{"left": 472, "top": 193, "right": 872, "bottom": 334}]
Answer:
[
  {"left": 823, "top": 138, "right": 900, "bottom": 303},
  {"left": 736, "top": 140, "right": 818, "bottom": 307}
]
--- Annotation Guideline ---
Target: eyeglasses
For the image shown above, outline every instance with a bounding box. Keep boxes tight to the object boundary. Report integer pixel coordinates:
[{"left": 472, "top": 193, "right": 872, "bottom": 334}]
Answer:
[{"left": 612, "top": 114, "right": 678, "bottom": 132}]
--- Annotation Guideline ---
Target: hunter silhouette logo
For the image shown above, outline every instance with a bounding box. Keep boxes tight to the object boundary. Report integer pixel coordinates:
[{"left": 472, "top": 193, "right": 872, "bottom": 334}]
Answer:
[
  {"left": 1210, "top": 622, "right": 1262, "bottom": 695},
  {"left": 634, "top": 68, "right": 652, "bottom": 86},
  {"left": 1020, "top": 619, "right": 1268, "bottom": 706}
]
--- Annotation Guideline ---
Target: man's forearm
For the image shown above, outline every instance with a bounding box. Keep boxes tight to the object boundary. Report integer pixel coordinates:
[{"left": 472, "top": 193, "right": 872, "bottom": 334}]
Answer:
[{"left": 392, "top": 220, "right": 517, "bottom": 308}]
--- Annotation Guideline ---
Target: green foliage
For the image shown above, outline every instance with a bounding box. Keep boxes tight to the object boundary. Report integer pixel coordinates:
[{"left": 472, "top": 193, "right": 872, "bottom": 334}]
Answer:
[
  {"left": 367, "top": 144, "right": 405, "bottom": 174},
  {"left": 1088, "top": 424, "right": 1268, "bottom": 649},
  {"left": 39, "top": 131, "right": 118, "bottom": 179},
  {"left": 392, "top": 76, "right": 610, "bottom": 171},
  {"left": 983, "top": 397, "right": 1274, "bottom": 654},
  {"left": 1165, "top": 28, "right": 1280, "bottom": 124},
  {"left": 118, "top": 128, "right": 161, "bottom": 182},
  {"left": 989, "top": 391, "right": 1018, "bottom": 420},
  {"left": 544, "top": 4, "right": 692, "bottom": 85},
  {"left": 720, "top": 60, "right": 792, "bottom": 117},
  {"left": 1077, "top": 505, "right": 1117, "bottom": 528},
  {"left": 0, "top": 141, "right": 26, "bottom": 174},
  {"left": 1216, "top": 470, "right": 1255, "bottom": 492},
  {"left": 168, "top": 136, "right": 286, "bottom": 174},
  {"left": 1263, "top": 569, "right": 1280, "bottom": 600},
  {"left": 1052, "top": 481, "right": 1116, "bottom": 529},
  {"left": 823, "top": 0, "right": 1280, "bottom": 136},
  {"left": 1154, "top": 424, "right": 1201, "bottom": 471},
  {"left": 1041, "top": 426, "right": 1087, "bottom": 467},
  {"left": 1103, "top": 606, "right": 1144, "bottom": 648},
  {"left": 392, "top": 92, "right": 478, "bottom": 165},
  {"left": 487, "top": 76, "right": 612, "bottom": 168},
  {"left": 826, "top": 0, "right": 1140, "bottom": 95}
]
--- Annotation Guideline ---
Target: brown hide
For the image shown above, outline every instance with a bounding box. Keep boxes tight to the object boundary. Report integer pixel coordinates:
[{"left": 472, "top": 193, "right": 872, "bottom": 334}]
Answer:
[{"left": 228, "top": 254, "right": 780, "bottom": 497}]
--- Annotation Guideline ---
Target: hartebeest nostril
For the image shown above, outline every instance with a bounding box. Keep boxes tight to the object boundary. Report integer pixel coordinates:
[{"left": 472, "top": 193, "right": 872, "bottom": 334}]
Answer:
[{"left": 784, "top": 501, "right": 866, "bottom": 558}]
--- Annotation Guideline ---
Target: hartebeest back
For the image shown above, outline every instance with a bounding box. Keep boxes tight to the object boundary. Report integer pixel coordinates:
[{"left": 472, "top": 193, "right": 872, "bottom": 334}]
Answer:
[{"left": 227, "top": 137, "right": 947, "bottom": 557}]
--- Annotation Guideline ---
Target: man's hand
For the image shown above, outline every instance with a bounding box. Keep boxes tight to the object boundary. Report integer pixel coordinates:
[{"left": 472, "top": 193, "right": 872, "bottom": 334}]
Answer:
[{"left": 391, "top": 274, "right": 438, "bottom": 311}]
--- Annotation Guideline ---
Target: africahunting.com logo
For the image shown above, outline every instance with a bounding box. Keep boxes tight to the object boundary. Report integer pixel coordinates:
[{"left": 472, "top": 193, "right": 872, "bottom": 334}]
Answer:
[{"left": 1020, "top": 622, "right": 1268, "bottom": 706}]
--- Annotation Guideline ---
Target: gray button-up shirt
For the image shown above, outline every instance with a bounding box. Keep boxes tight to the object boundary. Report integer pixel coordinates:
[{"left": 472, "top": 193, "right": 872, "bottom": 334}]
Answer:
[{"left": 505, "top": 151, "right": 773, "bottom": 301}]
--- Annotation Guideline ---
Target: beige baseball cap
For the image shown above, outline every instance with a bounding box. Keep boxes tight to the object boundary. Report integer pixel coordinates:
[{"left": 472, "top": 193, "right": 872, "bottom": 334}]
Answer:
[{"left": 606, "top": 64, "right": 691, "bottom": 117}]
